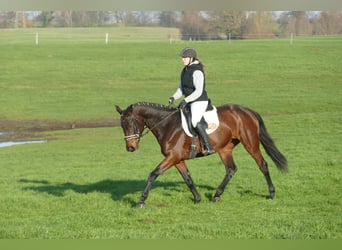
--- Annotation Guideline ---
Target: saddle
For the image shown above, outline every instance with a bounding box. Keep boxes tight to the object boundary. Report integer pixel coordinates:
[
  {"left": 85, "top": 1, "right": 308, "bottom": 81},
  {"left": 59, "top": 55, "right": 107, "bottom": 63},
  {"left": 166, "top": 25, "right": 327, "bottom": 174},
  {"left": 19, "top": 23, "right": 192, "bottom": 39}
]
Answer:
[{"left": 180, "top": 100, "right": 219, "bottom": 138}]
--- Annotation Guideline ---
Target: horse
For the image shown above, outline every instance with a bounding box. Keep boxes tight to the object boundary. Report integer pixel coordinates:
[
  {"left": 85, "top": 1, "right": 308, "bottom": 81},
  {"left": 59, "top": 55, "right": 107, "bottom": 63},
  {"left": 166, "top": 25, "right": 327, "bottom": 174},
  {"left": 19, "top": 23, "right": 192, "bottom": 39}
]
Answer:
[{"left": 115, "top": 102, "right": 288, "bottom": 207}]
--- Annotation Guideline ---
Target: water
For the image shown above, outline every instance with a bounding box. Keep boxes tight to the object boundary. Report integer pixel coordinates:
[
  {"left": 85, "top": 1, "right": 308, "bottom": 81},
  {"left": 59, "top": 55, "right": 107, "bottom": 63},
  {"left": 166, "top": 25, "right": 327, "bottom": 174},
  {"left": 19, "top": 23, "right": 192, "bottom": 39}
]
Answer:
[
  {"left": 0, "top": 132, "right": 47, "bottom": 148},
  {"left": 0, "top": 140, "right": 47, "bottom": 148}
]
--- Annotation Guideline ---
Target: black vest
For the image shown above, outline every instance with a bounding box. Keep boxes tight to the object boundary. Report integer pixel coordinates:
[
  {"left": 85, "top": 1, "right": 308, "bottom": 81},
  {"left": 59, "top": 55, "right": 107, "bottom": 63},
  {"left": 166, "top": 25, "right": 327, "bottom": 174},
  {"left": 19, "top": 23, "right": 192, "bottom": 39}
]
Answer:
[{"left": 180, "top": 63, "right": 208, "bottom": 102}]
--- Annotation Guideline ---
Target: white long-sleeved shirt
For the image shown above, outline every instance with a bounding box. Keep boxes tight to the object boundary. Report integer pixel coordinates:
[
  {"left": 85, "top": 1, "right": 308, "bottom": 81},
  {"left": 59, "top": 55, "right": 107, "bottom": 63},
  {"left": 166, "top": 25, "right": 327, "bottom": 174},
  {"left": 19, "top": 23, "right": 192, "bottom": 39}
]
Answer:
[{"left": 172, "top": 61, "right": 205, "bottom": 103}]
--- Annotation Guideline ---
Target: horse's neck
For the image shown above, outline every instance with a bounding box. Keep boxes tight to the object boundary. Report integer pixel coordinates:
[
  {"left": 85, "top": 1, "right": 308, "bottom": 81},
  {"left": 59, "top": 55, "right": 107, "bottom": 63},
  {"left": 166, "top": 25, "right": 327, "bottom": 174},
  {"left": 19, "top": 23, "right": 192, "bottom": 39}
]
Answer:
[
  {"left": 133, "top": 107, "right": 159, "bottom": 124},
  {"left": 144, "top": 110, "right": 170, "bottom": 128},
  {"left": 135, "top": 107, "right": 176, "bottom": 135}
]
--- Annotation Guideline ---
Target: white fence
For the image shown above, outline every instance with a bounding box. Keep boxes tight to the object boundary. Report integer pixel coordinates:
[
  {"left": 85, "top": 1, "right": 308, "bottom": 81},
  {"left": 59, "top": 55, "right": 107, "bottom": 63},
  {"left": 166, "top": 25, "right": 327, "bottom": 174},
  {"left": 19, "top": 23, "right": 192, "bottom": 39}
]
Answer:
[{"left": 1, "top": 28, "right": 341, "bottom": 46}]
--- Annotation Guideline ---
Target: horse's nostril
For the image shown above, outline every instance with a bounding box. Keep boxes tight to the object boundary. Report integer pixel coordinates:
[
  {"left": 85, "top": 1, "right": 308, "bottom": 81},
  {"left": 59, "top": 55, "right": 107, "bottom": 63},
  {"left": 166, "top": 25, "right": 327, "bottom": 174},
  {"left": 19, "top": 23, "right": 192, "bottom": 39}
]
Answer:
[{"left": 128, "top": 147, "right": 136, "bottom": 152}]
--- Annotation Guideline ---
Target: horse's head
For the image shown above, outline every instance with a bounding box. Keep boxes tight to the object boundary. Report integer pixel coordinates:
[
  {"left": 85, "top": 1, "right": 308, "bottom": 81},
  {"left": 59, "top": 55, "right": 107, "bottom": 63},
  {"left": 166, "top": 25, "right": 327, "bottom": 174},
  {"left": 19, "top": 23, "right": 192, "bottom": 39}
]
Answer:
[{"left": 115, "top": 105, "right": 144, "bottom": 152}]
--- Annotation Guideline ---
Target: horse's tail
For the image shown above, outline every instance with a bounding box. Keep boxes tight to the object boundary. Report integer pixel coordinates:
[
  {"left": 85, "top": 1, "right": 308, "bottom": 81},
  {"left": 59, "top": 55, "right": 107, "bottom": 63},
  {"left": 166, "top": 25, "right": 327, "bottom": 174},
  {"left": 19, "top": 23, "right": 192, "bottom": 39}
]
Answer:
[{"left": 251, "top": 110, "right": 288, "bottom": 172}]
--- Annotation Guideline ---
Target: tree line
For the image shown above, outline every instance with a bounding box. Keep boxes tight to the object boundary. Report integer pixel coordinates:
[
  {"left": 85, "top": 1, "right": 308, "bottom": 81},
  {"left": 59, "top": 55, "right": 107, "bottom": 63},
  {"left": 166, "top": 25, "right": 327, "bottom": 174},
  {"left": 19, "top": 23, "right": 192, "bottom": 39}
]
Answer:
[{"left": 1, "top": 11, "right": 341, "bottom": 39}]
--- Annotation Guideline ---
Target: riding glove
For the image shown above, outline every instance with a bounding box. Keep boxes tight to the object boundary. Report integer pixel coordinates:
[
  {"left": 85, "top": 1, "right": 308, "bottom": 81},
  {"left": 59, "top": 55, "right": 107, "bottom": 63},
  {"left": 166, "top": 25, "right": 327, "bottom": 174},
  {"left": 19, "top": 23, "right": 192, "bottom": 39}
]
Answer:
[{"left": 178, "top": 100, "right": 187, "bottom": 109}]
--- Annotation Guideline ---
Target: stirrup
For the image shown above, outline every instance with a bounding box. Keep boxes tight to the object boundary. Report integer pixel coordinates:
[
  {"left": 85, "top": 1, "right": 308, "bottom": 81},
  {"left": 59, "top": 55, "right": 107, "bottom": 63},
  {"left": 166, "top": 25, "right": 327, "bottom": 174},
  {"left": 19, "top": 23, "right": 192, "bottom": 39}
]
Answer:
[{"left": 202, "top": 145, "right": 215, "bottom": 156}]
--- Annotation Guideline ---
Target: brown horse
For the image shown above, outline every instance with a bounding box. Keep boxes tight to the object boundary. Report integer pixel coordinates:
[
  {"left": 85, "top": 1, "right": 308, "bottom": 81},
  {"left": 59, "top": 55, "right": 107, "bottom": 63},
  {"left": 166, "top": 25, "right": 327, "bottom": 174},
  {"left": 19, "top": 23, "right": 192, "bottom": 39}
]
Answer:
[{"left": 115, "top": 102, "right": 287, "bottom": 207}]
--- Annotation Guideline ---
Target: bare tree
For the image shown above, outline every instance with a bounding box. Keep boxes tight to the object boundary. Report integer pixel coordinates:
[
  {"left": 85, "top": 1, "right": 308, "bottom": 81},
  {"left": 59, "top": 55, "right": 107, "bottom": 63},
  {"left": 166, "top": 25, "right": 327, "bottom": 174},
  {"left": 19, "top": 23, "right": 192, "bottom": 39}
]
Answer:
[
  {"left": 34, "top": 11, "right": 54, "bottom": 27},
  {"left": 0, "top": 11, "right": 16, "bottom": 28},
  {"left": 208, "top": 11, "right": 246, "bottom": 39},
  {"left": 180, "top": 11, "right": 209, "bottom": 40},
  {"left": 61, "top": 11, "right": 73, "bottom": 27},
  {"left": 135, "top": 11, "right": 154, "bottom": 26},
  {"left": 111, "top": 11, "right": 125, "bottom": 24},
  {"left": 312, "top": 11, "right": 342, "bottom": 35},
  {"left": 242, "top": 11, "right": 277, "bottom": 38},
  {"left": 121, "top": 11, "right": 139, "bottom": 26},
  {"left": 279, "top": 11, "right": 312, "bottom": 36},
  {"left": 159, "top": 11, "right": 179, "bottom": 27}
]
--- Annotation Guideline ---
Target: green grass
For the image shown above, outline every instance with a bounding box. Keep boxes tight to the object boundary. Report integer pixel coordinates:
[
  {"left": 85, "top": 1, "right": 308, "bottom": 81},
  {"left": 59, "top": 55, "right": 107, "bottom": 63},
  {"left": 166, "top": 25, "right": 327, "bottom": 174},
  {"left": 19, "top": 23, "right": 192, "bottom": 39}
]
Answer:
[{"left": 0, "top": 28, "right": 341, "bottom": 239}]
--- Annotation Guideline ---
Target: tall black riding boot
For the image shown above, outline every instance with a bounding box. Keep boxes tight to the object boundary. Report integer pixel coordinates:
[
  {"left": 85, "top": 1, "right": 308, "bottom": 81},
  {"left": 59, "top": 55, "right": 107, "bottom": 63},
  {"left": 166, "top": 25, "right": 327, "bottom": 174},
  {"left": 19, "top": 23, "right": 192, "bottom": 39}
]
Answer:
[{"left": 195, "top": 122, "right": 215, "bottom": 156}]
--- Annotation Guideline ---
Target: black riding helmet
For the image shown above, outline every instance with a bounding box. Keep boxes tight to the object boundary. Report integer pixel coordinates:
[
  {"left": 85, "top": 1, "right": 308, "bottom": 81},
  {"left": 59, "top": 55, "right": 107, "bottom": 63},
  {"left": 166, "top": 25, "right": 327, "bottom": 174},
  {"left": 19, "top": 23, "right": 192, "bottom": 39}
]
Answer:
[{"left": 180, "top": 47, "right": 197, "bottom": 58}]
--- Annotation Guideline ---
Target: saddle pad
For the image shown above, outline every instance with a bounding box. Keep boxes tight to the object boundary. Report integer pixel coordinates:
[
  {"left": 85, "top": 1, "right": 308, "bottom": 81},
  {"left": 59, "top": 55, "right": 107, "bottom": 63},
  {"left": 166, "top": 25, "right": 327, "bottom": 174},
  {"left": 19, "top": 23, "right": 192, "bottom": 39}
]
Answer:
[{"left": 181, "top": 106, "right": 219, "bottom": 137}]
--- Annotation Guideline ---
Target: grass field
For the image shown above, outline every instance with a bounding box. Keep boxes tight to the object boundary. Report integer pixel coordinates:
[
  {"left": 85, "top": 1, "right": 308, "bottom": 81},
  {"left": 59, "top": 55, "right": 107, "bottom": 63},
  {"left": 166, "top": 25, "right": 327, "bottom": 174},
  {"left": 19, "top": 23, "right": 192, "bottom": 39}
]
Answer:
[{"left": 0, "top": 28, "right": 341, "bottom": 239}]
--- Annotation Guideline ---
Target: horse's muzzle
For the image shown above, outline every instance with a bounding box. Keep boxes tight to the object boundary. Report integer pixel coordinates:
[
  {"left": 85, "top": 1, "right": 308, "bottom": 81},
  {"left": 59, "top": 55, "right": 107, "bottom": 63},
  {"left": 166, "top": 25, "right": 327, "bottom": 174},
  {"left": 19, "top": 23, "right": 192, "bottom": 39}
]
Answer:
[
  {"left": 127, "top": 146, "right": 136, "bottom": 152},
  {"left": 125, "top": 138, "right": 139, "bottom": 152}
]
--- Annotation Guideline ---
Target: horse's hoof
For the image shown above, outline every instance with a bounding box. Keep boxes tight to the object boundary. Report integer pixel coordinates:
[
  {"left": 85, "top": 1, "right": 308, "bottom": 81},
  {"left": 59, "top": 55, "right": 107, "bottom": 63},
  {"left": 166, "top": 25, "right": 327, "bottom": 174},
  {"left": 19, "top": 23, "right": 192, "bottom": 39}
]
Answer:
[
  {"left": 213, "top": 196, "right": 220, "bottom": 202},
  {"left": 194, "top": 198, "right": 201, "bottom": 204},
  {"left": 137, "top": 202, "right": 145, "bottom": 208}
]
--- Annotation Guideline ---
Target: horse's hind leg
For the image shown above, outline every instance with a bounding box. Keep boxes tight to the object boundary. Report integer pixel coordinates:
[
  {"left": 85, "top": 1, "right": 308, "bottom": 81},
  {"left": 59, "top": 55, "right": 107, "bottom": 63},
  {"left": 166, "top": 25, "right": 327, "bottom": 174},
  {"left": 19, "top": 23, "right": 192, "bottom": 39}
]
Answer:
[
  {"left": 175, "top": 161, "right": 201, "bottom": 204},
  {"left": 259, "top": 157, "right": 275, "bottom": 199},
  {"left": 214, "top": 144, "right": 238, "bottom": 202},
  {"left": 244, "top": 144, "right": 275, "bottom": 199}
]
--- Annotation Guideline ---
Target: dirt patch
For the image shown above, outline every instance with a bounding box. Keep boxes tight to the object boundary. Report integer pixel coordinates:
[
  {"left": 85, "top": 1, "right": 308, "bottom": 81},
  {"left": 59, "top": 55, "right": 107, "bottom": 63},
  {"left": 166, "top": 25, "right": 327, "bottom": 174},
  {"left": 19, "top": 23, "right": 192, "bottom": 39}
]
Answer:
[{"left": 0, "top": 119, "right": 120, "bottom": 141}]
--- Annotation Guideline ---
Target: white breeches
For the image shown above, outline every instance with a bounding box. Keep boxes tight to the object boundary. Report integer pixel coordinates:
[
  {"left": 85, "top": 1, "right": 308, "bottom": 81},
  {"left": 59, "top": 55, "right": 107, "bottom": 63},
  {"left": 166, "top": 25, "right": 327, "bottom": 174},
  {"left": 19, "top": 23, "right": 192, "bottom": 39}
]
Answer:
[{"left": 190, "top": 101, "right": 208, "bottom": 127}]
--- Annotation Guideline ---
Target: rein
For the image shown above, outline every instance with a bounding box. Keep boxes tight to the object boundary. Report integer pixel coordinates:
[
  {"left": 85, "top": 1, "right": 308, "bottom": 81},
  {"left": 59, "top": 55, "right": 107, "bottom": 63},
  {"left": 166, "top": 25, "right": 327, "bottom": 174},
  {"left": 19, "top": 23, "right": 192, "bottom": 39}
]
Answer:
[{"left": 140, "top": 109, "right": 178, "bottom": 138}]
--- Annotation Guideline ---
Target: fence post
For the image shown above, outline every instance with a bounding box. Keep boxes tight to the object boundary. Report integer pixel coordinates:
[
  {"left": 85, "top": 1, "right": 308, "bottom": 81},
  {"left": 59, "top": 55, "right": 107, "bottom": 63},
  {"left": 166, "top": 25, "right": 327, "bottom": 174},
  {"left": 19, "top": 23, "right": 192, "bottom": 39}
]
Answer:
[
  {"left": 35, "top": 32, "right": 39, "bottom": 46},
  {"left": 105, "top": 33, "right": 109, "bottom": 44},
  {"left": 290, "top": 33, "right": 293, "bottom": 45}
]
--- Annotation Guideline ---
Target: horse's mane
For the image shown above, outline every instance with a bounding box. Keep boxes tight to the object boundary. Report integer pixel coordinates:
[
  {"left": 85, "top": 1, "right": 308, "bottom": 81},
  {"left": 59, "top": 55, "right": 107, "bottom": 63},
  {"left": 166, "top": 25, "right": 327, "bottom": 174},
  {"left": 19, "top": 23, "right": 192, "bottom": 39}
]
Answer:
[{"left": 132, "top": 102, "right": 177, "bottom": 112}]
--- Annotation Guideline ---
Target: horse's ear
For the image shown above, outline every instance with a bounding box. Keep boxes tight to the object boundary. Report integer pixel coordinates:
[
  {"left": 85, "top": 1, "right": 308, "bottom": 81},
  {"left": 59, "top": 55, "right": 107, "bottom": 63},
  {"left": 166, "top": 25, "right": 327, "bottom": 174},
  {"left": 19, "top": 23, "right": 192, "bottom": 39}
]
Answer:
[{"left": 115, "top": 105, "right": 122, "bottom": 114}]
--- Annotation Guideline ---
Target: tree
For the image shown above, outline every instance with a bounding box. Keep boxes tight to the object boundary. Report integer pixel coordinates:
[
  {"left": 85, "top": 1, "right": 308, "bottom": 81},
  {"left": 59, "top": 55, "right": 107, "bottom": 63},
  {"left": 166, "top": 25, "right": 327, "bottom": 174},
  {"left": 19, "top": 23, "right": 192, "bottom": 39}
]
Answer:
[
  {"left": 279, "top": 11, "right": 312, "bottom": 36},
  {"left": 312, "top": 11, "right": 342, "bottom": 35},
  {"left": 96, "top": 11, "right": 112, "bottom": 26},
  {"left": 134, "top": 11, "right": 154, "bottom": 26},
  {"left": 242, "top": 11, "right": 277, "bottom": 38},
  {"left": 159, "top": 11, "right": 179, "bottom": 27},
  {"left": 57, "top": 11, "right": 73, "bottom": 27},
  {"left": 120, "top": 11, "right": 139, "bottom": 26},
  {"left": 180, "top": 11, "right": 208, "bottom": 40},
  {"left": 208, "top": 11, "right": 246, "bottom": 39},
  {"left": 34, "top": 11, "right": 54, "bottom": 27},
  {"left": 0, "top": 11, "right": 16, "bottom": 28}
]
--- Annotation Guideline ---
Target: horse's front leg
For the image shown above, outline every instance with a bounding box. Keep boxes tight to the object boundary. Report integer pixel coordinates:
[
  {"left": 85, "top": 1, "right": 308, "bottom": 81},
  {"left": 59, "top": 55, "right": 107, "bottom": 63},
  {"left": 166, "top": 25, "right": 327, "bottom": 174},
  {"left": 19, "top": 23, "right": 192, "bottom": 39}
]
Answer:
[
  {"left": 137, "top": 158, "right": 173, "bottom": 208},
  {"left": 175, "top": 161, "right": 201, "bottom": 204},
  {"left": 214, "top": 147, "right": 237, "bottom": 202}
]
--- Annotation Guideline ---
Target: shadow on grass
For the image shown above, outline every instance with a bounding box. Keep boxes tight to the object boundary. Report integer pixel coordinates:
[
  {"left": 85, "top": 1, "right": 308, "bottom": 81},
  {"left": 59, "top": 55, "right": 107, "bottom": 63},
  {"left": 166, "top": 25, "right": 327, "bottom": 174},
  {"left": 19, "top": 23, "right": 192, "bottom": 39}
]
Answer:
[
  {"left": 235, "top": 185, "right": 271, "bottom": 199},
  {"left": 19, "top": 178, "right": 215, "bottom": 207}
]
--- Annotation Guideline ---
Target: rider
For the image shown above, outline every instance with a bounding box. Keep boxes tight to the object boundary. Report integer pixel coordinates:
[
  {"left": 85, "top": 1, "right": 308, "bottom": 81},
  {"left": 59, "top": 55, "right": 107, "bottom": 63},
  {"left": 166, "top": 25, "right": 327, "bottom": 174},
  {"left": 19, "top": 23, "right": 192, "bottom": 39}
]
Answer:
[{"left": 168, "top": 47, "right": 215, "bottom": 155}]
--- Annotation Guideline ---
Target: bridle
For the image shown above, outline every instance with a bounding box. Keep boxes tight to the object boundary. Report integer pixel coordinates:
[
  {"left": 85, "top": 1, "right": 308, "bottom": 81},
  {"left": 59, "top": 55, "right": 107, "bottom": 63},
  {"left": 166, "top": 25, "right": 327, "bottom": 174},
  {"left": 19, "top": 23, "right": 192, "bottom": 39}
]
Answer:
[
  {"left": 122, "top": 108, "right": 178, "bottom": 142},
  {"left": 123, "top": 116, "right": 141, "bottom": 142}
]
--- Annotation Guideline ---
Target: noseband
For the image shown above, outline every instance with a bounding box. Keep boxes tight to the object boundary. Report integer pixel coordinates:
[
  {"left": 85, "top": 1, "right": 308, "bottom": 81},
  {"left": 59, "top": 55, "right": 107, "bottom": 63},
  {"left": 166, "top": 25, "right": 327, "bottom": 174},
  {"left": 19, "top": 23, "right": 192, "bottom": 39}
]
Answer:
[
  {"left": 124, "top": 133, "right": 140, "bottom": 141},
  {"left": 123, "top": 116, "right": 141, "bottom": 142}
]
